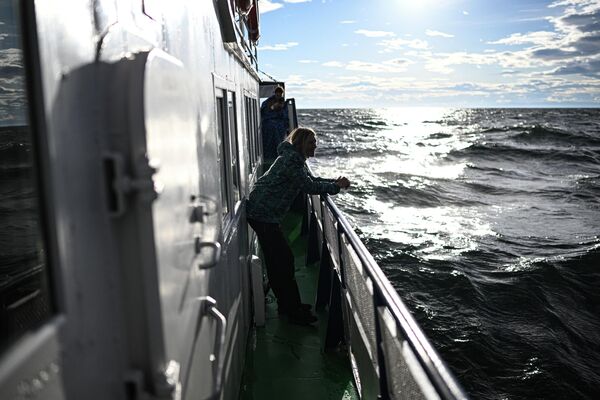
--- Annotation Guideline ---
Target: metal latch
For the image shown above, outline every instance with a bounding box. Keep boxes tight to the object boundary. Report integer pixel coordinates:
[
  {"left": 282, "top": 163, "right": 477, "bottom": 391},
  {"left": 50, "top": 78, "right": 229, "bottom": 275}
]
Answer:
[{"left": 103, "top": 152, "right": 160, "bottom": 217}]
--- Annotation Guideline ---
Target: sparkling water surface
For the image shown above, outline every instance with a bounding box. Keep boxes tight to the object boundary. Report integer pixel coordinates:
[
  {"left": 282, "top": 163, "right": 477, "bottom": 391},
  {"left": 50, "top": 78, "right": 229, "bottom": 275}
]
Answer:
[{"left": 304, "top": 108, "right": 600, "bottom": 400}]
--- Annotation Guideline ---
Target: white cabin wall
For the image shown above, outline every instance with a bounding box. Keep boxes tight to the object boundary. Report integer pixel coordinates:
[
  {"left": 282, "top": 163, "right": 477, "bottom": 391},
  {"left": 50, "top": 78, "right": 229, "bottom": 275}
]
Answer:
[
  {"left": 32, "top": 1, "right": 131, "bottom": 399},
  {"left": 140, "top": 2, "right": 259, "bottom": 398},
  {"left": 28, "top": 0, "right": 259, "bottom": 399}
]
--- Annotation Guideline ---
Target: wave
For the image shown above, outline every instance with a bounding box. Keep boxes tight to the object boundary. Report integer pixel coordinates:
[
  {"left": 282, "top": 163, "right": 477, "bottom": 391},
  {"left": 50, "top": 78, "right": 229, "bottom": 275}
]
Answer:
[
  {"left": 510, "top": 124, "right": 600, "bottom": 146},
  {"left": 303, "top": 107, "right": 600, "bottom": 400},
  {"left": 428, "top": 132, "right": 453, "bottom": 139},
  {"left": 370, "top": 179, "right": 488, "bottom": 207},
  {"left": 329, "top": 121, "right": 385, "bottom": 131},
  {"left": 448, "top": 142, "right": 600, "bottom": 164},
  {"left": 465, "top": 164, "right": 526, "bottom": 178}
]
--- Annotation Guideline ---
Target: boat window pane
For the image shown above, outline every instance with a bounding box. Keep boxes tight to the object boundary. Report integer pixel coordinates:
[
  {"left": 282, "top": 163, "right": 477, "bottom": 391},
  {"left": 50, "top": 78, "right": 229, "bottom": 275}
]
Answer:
[
  {"left": 253, "top": 98, "right": 260, "bottom": 163},
  {"left": 0, "top": 1, "right": 54, "bottom": 352},
  {"left": 245, "top": 96, "right": 254, "bottom": 173},
  {"left": 227, "top": 92, "right": 240, "bottom": 203},
  {"left": 216, "top": 95, "right": 229, "bottom": 216}
]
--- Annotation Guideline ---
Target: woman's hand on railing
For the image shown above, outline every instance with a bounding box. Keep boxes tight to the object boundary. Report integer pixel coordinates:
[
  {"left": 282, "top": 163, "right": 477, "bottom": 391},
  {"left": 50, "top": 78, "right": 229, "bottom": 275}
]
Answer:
[{"left": 335, "top": 176, "right": 351, "bottom": 189}]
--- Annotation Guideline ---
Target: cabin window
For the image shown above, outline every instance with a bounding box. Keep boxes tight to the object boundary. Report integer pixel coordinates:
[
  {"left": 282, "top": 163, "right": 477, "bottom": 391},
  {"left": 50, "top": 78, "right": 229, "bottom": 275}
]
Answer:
[
  {"left": 244, "top": 96, "right": 260, "bottom": 175},
  {"left": 0, "top": 1, "right": 54, "bottom": 352},
  {"left": 244, "top": 97, "right": 251, "bottom": 174},
  {"left": 227, "top": 92, "right": 241, "bottom": 204},
  {"left": 216, "top": 93, "right": 230, "bottom": 216},
  {"left": 216, "top": 89, "right": 242, "bottom": 218},
  {"left": 252, "top": 98, "right": 260, "bottom": 164}
]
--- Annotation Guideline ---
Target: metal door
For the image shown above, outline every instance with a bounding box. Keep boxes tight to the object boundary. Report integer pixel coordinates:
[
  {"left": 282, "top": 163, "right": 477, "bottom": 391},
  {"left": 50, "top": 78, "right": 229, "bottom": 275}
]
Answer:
[{"left": 141, "top": 50, "right": 225, "bottom": 400}]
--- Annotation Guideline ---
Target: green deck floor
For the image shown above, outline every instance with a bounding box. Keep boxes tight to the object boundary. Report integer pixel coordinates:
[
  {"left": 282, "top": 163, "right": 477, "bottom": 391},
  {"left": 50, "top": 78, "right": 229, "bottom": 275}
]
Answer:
[{"left": 239, "top": 212, "right": 359, "bottom": 400}]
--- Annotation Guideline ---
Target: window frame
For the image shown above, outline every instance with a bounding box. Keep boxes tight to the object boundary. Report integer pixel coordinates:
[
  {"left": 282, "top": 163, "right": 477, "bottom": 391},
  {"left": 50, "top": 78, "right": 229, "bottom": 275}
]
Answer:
[
  {"left": 214, "top": 79, "right": 243, "bottom": 225},
  {"left": 244, "top": 94, "right": 260, "bottom": 178},
  {"left": 0, "top": 0, "right": 63, "bottom": 359},
  {"left": 215, "top": 89, "right": 231, "bottom": 218},
  {"left": 227, "top": 91, "right": 241, "bottom": 204}
]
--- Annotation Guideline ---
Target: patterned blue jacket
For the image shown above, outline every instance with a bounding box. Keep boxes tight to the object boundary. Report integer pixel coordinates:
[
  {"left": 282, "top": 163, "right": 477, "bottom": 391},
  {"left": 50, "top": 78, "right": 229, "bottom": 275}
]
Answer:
[{"left": 247, "top": 141, "right": 340, "bottom": 224}]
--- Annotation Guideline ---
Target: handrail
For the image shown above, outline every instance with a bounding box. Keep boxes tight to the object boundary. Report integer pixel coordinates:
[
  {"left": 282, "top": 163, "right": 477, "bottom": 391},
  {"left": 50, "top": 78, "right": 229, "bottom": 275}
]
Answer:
[{"left": 321, "top": 193, "right": 469, "bottom": 400}]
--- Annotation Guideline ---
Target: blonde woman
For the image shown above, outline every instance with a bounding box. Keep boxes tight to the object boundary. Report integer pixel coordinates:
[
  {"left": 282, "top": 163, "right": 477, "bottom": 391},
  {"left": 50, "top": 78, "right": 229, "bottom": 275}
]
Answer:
[{"left": 247, "top": 127, "right": 350, "bottom": 325}]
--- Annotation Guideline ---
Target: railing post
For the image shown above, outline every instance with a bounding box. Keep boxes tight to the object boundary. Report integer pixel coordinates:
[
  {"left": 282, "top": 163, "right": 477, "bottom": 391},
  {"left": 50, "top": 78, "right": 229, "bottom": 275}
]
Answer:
[
  {"left": 323, "top": 273, "right": 344, "bottom": 351},
  {"left": 306, "top": 210, "right": 320, "bottom": 265},
  {"left": 315, "top": 245, "right": 331, "bottom": 310},
  {"left": 301, "top": 194, "right": 309, "bottom": 235},
  {"left": 373, "top": 292, "right": 391, "bottom": 400}
]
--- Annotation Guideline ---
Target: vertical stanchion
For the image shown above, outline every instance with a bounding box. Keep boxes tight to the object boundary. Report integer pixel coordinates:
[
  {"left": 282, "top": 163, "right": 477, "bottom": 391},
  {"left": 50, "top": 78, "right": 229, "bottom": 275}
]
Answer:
[
  {"left": 374, "top": 293, "right": 390, "bottom": 399},
  {"left": 315, "top": 247, "right": 332, "bottom": 310},
  {"left": 306, "top": 210, "right": 320, "bottom": 265},
  {"left": 324, "top": 274, "right": 344, "bottom": 350}
]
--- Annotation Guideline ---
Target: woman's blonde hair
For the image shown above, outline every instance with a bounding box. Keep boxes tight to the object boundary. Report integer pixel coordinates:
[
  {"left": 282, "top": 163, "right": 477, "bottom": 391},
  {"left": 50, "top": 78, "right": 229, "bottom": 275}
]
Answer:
[{"left": 286, "top": 127, "right": 315, "bottom": 152}]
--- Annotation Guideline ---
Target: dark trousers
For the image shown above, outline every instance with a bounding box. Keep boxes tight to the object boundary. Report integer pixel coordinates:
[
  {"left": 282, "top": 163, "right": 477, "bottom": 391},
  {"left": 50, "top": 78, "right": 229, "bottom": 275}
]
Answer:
[{"left": 248, "top": 219, "right": 301, "bottom": 311}]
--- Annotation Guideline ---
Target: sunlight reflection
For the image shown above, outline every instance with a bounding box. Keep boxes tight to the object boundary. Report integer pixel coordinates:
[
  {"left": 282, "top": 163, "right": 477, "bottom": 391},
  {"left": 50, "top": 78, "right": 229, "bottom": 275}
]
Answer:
[
  {"left": 378, "top": 155, "right": 467, "bottom": 180},
  {"left": 310, "top": 107, "right": 495, "bottom": 261},
  {"left": 361, "top": 196, "right": 496, "bottom": 260}
]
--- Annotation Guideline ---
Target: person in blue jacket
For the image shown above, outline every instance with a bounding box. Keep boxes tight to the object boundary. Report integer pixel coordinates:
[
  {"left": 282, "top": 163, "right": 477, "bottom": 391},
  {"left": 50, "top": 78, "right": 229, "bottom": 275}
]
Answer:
[
  {"left": 260, "top": 86, "right": 289, "bottom": 165},
  {"left": 247, "top": 127, "right": 351, "bottom": 325}
]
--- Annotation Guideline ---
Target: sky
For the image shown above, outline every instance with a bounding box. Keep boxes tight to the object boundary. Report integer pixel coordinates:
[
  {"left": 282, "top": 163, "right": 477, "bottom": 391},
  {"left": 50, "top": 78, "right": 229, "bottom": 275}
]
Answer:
[{"left": 257, "top": 0, "right": 600, "bottom": 108}]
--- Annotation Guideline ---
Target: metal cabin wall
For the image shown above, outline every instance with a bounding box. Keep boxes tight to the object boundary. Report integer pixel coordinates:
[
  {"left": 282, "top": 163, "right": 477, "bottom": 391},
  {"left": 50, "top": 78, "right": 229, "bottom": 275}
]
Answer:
[
  {"left": 159, "top": 3, "right": 259, "bottom": 400},
  {"left": 32, "top": 1, "right": 127, "bottom": 399},
  {"left": 31, "top": 0, "right": 258, "bottom": 399}
]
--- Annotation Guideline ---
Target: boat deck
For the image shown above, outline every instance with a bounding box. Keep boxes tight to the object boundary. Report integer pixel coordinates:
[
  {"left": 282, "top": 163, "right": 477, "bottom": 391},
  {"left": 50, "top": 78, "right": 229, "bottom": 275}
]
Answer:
[{"left": 239, "top": 212, "right": 359, "bottom": 400}]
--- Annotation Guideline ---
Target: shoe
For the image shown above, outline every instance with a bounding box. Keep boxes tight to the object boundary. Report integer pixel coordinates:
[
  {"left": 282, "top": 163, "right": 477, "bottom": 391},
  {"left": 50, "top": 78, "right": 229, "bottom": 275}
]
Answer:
[
  {"left": 278, "top": 303, "right": 312, "bottom": 315},
  {"left": 278, "top": 306, "right": 318, "bottom": 325},
  {"left": 287, "top": 309, "right": 318, "bottom": 326}
]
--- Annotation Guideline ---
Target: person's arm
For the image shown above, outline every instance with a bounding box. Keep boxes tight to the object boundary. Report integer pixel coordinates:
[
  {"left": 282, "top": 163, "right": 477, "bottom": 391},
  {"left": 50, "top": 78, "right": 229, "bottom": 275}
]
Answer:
[
  {"left": 307, "top": 169, "right": 336, "bottom": 183},
  {"left": 271, "top": 97, "right": 285, "bottom": 111},
  {"left": 261, "top": 96, "right": 274, "bottom": 113},
  {"left": 312, "top": 176, "right": 335, "bottom": 183},
  {"left": 283, "top": 161, "right": 340, "bottom": 195}
]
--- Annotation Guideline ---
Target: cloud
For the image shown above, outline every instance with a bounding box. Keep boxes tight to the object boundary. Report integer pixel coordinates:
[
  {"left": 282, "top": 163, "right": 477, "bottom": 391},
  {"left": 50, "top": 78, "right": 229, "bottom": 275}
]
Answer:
[
  {"left": 259, "top": 0, "right": 283, "bottom": 14},
  {"left": 346, "top": 59, "right": 411, "bottom": 73},
  {"left": 531, "top": 48, "right": 579, "bottom": 59},
  {"left": 354, "top": 29, "right": 395, "bottom": 38},
  {"left": 339, "top": 20, "right": 356, "bottom": 24},
  {"left": 477, "top": 1, "right": 600, "bottom": 79},
  {"left": 463, "top": 10, "right": 469, "bottom": 15},
  {"left": 426, "top": 29, "right": 454, "bottom": 38},
  {"left": 550, "top": 57, "right": 600, "bottom": 76},
  {"left": 282, "top": 69, "right": 600, "bottom": 106},
  {"left": 275, "top": 0, "right": 600, "bottom": 106},
  {"left": 258, "top": 41, "right": 299, "bottom": 51},
  {"left": 549, "top": 0, "right": 600, "bottom": 12},
  {"left": 321, "top": 58, "right": 412, "bottom": 73},
  {"left": 378, "top": 38, "right": 429, "bottom": 51},
  {"left": 487, "top": 31, "right": 557, "bottom": 46}
]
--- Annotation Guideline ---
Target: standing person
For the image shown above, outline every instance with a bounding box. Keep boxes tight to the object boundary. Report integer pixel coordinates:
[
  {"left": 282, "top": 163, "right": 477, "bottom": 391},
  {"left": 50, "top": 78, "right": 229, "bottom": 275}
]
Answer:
[
  {"left": 247, "top": 127, "right": 351, "bottom": 325},
  {"left": 260, "top": 86, "right": 289, "bottom": 166}
]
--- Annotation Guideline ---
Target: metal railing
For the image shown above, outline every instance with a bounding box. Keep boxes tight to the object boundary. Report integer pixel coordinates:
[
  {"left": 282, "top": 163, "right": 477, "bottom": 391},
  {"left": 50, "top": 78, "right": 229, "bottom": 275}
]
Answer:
[{"left": 308, "top": 193, "right": 469, "bottom": 400}]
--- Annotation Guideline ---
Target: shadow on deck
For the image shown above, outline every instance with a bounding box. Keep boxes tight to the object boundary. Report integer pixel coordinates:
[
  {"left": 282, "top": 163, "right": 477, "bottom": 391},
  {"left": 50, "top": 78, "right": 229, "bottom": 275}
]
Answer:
[{"left": 239, "top": 211, "right": 359, "bottom": 400}]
